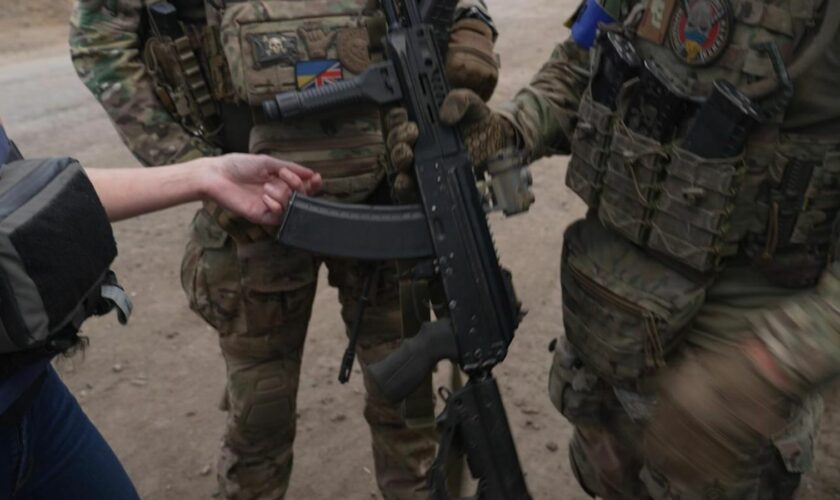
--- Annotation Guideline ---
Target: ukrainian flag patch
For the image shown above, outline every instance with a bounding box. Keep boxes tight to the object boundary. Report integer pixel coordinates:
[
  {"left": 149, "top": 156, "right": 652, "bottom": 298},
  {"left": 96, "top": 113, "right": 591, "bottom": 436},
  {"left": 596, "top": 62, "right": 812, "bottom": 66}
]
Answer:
[{"left": 295, "top": 60, "right": 344, "bottom": 90}]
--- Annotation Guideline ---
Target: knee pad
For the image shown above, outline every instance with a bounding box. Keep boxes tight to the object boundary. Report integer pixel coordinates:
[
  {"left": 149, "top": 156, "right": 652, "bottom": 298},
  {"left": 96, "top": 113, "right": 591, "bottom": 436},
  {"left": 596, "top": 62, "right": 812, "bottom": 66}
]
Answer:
[{"left": 223, "top": 355, "right": 301, "bottom": 442}]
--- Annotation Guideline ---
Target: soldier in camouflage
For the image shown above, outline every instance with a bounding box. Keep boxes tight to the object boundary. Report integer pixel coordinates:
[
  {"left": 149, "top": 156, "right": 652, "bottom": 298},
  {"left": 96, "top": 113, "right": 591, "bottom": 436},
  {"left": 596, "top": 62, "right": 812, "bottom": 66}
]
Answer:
[
  {"left": 391, "top": 0, "right": 840, "bottom": 497},
  {"left": 69, "top": 1, "right": 500, "bottom": 498}
]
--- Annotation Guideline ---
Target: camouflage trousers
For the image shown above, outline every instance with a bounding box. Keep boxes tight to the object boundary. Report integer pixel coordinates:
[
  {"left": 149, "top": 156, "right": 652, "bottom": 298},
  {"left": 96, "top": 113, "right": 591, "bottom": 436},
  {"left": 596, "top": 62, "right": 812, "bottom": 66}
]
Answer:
[
  {"left": 181, "top": 208, "right": 437, "bottom": 500},
  {"left": 549, "top": 265, "right": 824, "bottom": 500}
]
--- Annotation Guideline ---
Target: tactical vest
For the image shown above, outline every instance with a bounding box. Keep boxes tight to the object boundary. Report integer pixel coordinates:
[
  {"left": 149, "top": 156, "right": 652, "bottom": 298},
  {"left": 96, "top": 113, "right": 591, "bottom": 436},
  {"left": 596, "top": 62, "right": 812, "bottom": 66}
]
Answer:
[
  {"left": 560, "top": 0, "right": 840, "bottom": 386},
  {"left": 145, "top": 0, "right": 387, "bottom": 202},
  {"left": 568, "top": 0, "right": 835, "bottom": 281}
]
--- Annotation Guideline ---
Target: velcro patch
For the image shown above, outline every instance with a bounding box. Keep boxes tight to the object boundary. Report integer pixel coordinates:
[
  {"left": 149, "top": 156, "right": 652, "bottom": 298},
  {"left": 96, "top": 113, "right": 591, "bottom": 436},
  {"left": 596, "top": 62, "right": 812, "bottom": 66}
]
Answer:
[
  {"left": 637, "top": 0, "right": 677, "bottom": 44},
  {"left": 295, "top": 60, "right": 344, "bottom": 90},
  {"left": 249, "top": 33, "right": 298, "bottom": 69}
]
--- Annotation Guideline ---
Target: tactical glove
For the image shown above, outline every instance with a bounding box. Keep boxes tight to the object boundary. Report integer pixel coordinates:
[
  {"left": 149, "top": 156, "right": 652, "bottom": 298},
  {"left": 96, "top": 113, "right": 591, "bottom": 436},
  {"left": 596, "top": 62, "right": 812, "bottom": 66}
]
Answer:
[
  {"left": 386, "top": 89, "right": 518, "bottom": 175},
  {"left": 385, "top": 107, "right": 421, "bottom": 203},
  {"left": 385, "top": 90, "right": 533, "bottom": 213},
  {"left": 445, "top": 18, "right": 499, "bottom": 102},
  {"left": 439, "top": 88, "right": 520, "bottom": 168}
]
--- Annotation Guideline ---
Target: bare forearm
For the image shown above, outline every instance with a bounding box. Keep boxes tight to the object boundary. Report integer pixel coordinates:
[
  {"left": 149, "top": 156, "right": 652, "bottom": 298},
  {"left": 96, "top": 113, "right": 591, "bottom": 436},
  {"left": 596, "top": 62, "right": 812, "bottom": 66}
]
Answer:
[{"left": 85, "top": 158, "right": 213, "bottom": 222}]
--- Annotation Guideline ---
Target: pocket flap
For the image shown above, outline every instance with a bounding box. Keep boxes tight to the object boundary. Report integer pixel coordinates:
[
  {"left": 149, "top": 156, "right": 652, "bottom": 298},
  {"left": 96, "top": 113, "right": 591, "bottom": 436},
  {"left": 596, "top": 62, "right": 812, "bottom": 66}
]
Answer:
[
  {"left": 191, "top": 209, "right": 230, "bottom": 249},
  {"left": 566, "top": 217, "right": 707, "bottom": 324},
  {"left": 562, "top": 217, "right": 709, "bottom": 384}
]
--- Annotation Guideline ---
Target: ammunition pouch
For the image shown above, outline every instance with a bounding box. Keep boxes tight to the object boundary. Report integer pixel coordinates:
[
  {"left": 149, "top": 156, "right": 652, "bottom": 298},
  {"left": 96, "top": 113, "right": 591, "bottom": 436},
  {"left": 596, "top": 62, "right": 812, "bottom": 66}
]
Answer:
[
  {"left": 561, "top": 216, "right": 708, "bottom": 386},
  {"left": 648, "top": 147, "right": 745, "bottom": 272},
  {"left": 143, "top": 31, "right": 221, "bottom": 139},
  {"left": 568, "top": 39, "right": 762, "bottom": 274},
  {"left": 571, "top": 92, "right": 840, "bottom": 281},
  {"left": 597, "top": 121, "right": 664, "bottom": 247},
  {"left": 573, "top": 109, "right": 750, "bottom": 273},
  {"left": 566, "top": 90, "right": 613, "bottom": 207},
  {"left": 748, "top": 139, "right": 840, "bottom": 287}
]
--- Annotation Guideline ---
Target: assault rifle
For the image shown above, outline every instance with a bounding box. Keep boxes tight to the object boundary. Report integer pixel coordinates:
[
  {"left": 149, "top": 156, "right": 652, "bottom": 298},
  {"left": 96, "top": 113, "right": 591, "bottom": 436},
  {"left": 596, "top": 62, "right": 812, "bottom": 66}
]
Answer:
[{"left": 262, "top": 0, "right": 531, "bottom": 498}]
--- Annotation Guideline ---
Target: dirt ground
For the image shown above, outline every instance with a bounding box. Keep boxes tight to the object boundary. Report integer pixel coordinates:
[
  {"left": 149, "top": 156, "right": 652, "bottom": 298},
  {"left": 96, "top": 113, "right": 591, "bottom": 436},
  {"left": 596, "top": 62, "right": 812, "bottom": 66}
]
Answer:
[{"left": 2, "top": 1, "right": 840, "bottom": 499}]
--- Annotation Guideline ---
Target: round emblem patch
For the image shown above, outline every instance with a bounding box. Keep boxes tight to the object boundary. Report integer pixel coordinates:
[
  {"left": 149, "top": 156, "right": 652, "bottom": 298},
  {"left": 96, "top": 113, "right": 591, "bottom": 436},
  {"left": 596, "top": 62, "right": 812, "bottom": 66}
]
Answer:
[{"left": 668, "top": 0, "right": 733, "bottom": 66}]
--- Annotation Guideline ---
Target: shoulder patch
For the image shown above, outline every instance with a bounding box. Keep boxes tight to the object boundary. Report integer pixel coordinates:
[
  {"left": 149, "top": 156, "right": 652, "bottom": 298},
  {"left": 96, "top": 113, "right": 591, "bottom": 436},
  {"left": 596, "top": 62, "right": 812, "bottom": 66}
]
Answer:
[{"left": 668, "top": 0, "right": 733, "bottom": 66}]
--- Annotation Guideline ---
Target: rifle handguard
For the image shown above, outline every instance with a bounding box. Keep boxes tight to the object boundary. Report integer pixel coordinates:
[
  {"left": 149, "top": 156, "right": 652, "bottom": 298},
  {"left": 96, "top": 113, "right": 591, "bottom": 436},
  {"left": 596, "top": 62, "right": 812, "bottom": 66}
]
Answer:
[{"left": 368, "top": 320, "right": 458, "bottom": 403}]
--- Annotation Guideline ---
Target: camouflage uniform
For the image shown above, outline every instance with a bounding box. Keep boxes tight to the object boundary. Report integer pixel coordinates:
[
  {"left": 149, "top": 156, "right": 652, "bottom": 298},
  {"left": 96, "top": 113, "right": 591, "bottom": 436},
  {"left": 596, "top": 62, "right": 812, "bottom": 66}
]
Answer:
[
  {"left": 70, "top": 1, "right": 495, "bottom": 498},
  {"left": 493, "top": 0, "right": 840, "bottom": 498}
]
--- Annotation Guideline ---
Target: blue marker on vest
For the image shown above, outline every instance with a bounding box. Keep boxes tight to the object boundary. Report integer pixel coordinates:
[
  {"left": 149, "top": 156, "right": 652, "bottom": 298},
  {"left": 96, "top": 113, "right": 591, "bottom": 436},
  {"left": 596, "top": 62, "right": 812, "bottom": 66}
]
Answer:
[{"left": 571, "top": 0, "right": 617, "bottom": 49}]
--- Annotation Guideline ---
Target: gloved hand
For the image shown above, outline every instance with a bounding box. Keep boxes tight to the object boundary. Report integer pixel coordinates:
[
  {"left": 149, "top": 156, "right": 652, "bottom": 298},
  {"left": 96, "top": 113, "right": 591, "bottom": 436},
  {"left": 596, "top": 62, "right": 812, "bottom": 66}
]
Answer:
[
  {"left": 385, "top": 107, "right": 420, "bottom": 202},
  {"left": 385, "top": 90, "right": 531, "bottom": 212},
  {"left": 386, "top": 89, "right": 519, "bottom": 174},
  {"left": 445, "top": 18, "right": 499, "bottom": 101},
  {"left": 642, "top": 340, "right": 797, "bottom": 492}
]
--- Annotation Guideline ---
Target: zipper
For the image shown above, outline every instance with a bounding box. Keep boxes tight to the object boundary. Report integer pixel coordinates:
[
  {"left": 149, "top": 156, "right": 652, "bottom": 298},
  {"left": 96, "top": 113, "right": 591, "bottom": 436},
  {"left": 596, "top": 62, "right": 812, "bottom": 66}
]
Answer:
[
  {"left": 567, "top": 259, "right": 667, "bottom": 367},
  {"left": 567, "top": 261, "right": 650, "bottom": 318}
]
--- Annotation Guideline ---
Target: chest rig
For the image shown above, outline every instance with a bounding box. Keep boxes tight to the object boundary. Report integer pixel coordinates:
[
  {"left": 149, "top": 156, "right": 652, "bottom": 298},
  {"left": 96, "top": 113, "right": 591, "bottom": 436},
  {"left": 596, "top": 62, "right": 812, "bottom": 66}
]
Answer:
[
  {"left": 558, "top": 0, "right": 840, "bottom": 386},
  {"left": 567, "top": 0, "right": 836, "bottom": 285},
  {"left": 145, "top": 0, "right": 388, "bottom": 202}
]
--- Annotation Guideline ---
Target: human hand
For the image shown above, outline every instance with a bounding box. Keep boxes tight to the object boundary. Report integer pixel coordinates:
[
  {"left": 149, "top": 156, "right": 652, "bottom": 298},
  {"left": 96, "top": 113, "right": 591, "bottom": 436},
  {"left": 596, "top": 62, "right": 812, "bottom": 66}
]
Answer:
[
  {"left": 385, "top": 91, "right": 531, "bottom": 213},
  {"left": 445, "top": 18, "right": 499, "bottom": 101},
  {"left": 643, "top": 341, "right": 795, "bottom": 492},
  {"left": 439, "top": 88, "right": 519, "bottom": 169},
  {"left": 386, "top": 90, "right": 518, "bottom": 177},
  {"left": 201, "top": 153, "right": 322, "bottom": 225}
]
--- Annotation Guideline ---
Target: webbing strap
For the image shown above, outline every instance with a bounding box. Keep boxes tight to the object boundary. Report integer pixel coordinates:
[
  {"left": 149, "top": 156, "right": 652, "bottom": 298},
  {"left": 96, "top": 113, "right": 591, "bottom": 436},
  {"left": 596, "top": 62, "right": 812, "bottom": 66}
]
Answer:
[{"left": 101, "top": 284, "right": 133, "bottom": 325}]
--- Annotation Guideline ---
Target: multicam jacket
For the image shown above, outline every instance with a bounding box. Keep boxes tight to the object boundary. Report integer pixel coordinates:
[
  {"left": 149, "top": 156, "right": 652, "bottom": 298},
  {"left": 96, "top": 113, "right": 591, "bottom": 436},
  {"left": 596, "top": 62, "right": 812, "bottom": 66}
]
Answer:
[
  {"left": 70, "top": 0, "right": 489, "bottom": 189},
  {"left": 499, "top": 0, "right": 840, "bottom": 390}
]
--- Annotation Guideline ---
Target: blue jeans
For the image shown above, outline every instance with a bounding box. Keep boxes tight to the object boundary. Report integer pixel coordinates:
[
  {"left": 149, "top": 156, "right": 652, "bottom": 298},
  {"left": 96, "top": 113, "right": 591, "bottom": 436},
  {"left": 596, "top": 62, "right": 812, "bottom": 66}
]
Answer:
[{"left": 0, "top": 366, "right": 139, "bottom": 500}]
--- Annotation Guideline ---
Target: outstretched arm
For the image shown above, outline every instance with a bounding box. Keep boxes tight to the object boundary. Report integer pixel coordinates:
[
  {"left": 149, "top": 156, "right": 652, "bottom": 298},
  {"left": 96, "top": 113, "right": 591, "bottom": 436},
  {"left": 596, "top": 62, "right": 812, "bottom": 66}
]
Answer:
[{"left": 86, "top": 154, "right": 322, "bottom": 224}]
